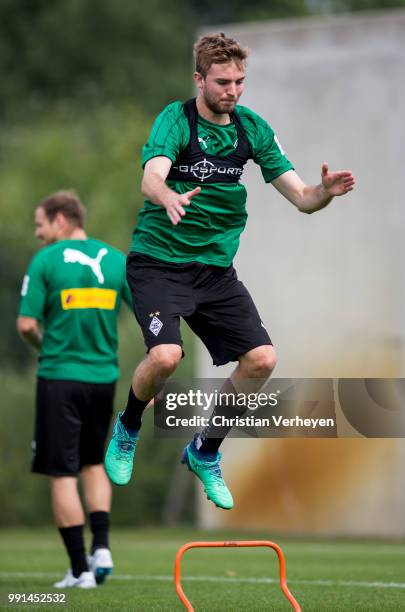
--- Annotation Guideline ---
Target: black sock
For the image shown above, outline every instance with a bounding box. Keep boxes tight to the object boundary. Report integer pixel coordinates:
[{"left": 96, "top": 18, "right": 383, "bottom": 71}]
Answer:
[
  {"left": 120, "top": 387, "right": 149, "bottom": 431},
  {"left": 89, "top": 511, "right": 109, "bottom": 554},
  {"left": 58, "top": 525, "right": 88, "bottom": 578},
  {"left": 197, "top": 380, "right": 244, "bottom": 454}
]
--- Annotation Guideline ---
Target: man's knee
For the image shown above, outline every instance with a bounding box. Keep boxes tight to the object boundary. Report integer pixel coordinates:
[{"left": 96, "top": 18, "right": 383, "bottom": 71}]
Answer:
[
  {"left": 240, "top": 345, "right": 277, "bottom": 378},
  {"left": 149, "top": 344, "right": 182, "bottom": 377}
]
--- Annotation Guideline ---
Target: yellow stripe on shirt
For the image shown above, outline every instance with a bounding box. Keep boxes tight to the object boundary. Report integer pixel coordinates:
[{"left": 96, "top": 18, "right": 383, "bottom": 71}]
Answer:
[{"left": 61, "top": 288, "right": 117, "bottom": 310}]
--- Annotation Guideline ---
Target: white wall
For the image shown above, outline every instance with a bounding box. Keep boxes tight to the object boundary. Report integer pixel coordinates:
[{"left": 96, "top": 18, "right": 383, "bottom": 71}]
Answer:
[{"left": 196, "top": 10, "right": 405, "bottom": 535}]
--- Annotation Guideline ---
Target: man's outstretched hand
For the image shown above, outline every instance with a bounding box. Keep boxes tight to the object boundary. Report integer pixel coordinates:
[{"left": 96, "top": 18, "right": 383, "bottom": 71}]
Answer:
[
  {"left": 321, "top": 162, "right": 355, "bottom": 196},
  {"left": 165, "top": 186, "right": 201, "bottom": 225}
]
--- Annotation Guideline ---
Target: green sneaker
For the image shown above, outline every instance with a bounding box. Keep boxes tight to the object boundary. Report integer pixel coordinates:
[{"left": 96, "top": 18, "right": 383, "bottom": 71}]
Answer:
[
  {"left": 181, "top": 438, "right": 234, "bottom": 510},
  {"left": 104, "top": 413, "right": 139, "bottom": 486}
]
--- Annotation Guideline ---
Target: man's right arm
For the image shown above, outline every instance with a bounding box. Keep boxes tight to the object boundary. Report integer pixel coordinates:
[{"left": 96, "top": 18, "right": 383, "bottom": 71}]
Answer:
[
  {"left": 17, "top": 254, "right": 46, "bottom": 351},
  {"left": 141, "top": 156, "right": 201, "bottom": 226},
  {"left": 17, "top": 316, "right": 42, "bottom": 350}
]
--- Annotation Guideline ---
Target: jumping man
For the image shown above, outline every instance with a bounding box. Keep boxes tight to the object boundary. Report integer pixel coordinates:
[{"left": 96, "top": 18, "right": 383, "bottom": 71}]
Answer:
[{"left": 105, "top": 33, "right": 355, "bottom": 510}]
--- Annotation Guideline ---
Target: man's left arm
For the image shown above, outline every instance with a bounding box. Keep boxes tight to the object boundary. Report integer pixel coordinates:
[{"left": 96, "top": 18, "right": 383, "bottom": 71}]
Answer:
[{"left": 272, "top": 163, "right": 355, "bottom": 214}]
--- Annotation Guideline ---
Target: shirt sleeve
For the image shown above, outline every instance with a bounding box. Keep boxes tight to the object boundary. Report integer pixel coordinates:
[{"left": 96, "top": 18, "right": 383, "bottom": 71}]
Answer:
[
  {"left": 241, "top": 108, "right": 294, "bottom": 183},
  {"left": 18, "top": 253, "right": 47, "bottom": 320},
  {"left": 141, "top": 101, "right": 189, "bottom": 168}
]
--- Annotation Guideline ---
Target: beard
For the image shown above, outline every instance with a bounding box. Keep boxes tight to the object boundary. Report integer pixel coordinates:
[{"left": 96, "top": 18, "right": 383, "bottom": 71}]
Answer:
[{"left": 203, "top": 90, "right": 238, "bottom": 115}]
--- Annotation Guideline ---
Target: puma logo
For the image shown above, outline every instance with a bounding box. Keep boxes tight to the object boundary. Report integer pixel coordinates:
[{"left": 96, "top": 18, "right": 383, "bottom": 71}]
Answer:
[
  {"left": 198, "top": 136, "right": 210, "bottom": 150},
  {"left": 63, "top": 248, "right": 108, "bottom": 284}
]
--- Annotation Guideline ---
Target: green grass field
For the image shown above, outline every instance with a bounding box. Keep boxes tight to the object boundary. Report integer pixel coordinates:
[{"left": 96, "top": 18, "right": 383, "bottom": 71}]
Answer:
[{"left": 1, "top": 528, "right": 404, "bottom": 611}]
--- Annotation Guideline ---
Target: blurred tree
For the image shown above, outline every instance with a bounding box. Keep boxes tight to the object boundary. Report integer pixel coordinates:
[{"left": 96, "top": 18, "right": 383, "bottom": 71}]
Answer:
[
  {"left": 330, "top": 0, "right": 405, "bottom": 8},
  {"left": 189, "top": 0, "right": 310, "bottom": 23},
  {"left": 0, "top": 0, "right": 193, "bottom": 116},
  {"left": 1, "top": 0, "right": 403, "bottom": 118}
]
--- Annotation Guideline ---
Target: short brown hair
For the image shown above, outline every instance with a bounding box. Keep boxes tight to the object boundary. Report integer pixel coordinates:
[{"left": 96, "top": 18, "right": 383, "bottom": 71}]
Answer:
[
  {"left": 38, "top": 190, "right": 86, "bottom": 228},
  {"left": 194, "top": 32, "right": 249, "bottom": 77}
]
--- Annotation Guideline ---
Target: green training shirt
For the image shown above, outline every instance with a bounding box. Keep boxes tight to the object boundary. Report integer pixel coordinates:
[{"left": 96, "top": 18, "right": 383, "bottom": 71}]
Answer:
[
  {"left": 19, "top": 238, "right": 133, "bottom": 383},
  {"left": 131, "top": 101, "right": 294, "bottom": 266}
]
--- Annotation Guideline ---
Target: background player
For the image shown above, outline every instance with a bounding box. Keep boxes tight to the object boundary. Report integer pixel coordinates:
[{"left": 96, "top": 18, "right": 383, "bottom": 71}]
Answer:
[{"left": 18, "top": 191, "right": 133, "bottom": 588}]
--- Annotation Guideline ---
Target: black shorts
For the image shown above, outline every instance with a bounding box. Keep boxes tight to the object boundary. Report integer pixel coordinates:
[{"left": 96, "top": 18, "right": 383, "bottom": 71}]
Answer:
[
  {"left": 127, "top": 253, "right": 272, "bottom": 366},
  {"left": 32, "top": 378, "right": 115, "bottom": 477}
]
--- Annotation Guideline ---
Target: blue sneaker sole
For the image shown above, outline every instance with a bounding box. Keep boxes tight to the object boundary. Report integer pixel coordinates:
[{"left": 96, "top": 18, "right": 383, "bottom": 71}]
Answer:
[{"left": 95, "top": 567, "right": 112, "bottom": 585}]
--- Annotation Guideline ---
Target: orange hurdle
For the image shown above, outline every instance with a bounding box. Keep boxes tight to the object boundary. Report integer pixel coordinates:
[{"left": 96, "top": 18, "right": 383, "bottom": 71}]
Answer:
[{"left": 174, "top": 540, "right": 301, "bottom": 611}]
